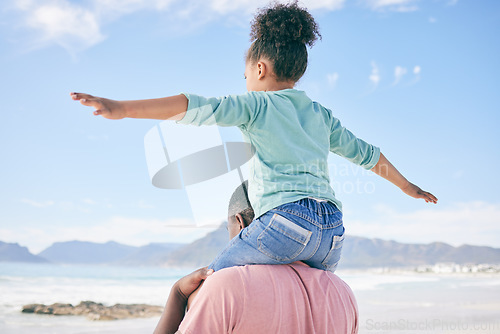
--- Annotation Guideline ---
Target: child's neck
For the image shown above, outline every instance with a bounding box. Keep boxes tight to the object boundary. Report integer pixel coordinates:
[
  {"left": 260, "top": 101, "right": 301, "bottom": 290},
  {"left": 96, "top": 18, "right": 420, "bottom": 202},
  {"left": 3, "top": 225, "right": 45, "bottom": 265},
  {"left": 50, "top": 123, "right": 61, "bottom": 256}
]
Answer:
[{"left": 262, "top": 80, "right": 295, "bottom": 92}]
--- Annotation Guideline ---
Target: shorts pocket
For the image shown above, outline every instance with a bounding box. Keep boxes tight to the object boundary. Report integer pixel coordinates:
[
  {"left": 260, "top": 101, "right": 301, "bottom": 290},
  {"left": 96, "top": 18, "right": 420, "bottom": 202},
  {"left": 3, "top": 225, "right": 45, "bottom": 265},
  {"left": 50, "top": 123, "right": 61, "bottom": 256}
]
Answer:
[
  {"left": 257, "top": 213, "right": 312, "bottom": 262},
  {"left": 321, "top": 232, "right": 345, "bottom": 272}
]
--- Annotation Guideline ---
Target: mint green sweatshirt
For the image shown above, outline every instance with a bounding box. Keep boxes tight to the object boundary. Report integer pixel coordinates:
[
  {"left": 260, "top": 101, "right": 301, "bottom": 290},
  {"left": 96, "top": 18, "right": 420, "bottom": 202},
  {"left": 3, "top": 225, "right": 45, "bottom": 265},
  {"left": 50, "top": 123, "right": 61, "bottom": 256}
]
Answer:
[{"left": 178, "top": 89, "right": 380, "bottom": 218}]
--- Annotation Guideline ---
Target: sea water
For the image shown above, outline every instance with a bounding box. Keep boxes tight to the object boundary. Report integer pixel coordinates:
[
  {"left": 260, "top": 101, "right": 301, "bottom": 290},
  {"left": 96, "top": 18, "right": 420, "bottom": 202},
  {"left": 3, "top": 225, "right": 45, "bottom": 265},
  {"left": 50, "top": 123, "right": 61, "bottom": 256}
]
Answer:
[
  {"left": 0, "top": 263, "right": 499, "bottom": 334},
  {"left": 0, "top": 263, "right": 192, "bottom": 334}
]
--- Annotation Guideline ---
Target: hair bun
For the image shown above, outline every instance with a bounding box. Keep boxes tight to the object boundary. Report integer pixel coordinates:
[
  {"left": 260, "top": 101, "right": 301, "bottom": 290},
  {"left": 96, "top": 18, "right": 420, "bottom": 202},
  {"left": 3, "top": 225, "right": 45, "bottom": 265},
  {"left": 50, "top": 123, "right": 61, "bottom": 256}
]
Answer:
[{"left": 250, "top": 1, "right": 321, "bottom": 47}]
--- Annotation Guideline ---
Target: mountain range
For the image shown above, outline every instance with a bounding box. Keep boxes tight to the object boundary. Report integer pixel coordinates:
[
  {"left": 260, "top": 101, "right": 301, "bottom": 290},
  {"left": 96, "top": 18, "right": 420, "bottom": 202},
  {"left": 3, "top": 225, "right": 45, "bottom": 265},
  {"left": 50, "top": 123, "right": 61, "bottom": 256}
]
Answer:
[
  {"left": 36, "top": 240, "right": 185, "bottom": 265},
  {"left": 2, "top": 224, "right": 500, "bottom": 268},
  {"left": 0, "top": 241, "right": 48, "bottom": 263}
]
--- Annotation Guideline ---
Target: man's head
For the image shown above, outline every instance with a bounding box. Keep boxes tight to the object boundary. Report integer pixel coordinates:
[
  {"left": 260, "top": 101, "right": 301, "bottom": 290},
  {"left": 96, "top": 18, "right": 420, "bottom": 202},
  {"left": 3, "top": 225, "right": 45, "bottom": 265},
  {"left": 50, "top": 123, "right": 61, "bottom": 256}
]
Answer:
[{"left": 227, "top": 181, "right": 255, "bottom": 239}]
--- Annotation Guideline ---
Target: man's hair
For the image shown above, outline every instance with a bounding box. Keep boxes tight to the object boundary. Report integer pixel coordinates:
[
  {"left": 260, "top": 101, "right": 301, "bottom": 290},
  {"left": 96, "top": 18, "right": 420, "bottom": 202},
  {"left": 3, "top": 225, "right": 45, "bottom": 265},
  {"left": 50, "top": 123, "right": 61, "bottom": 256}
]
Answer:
[
  {"left": 247, "top": 1, "right": 321, "bottom": 82},
  {"left": 228, "top": 181, "right": 255, "bottom": 227}
]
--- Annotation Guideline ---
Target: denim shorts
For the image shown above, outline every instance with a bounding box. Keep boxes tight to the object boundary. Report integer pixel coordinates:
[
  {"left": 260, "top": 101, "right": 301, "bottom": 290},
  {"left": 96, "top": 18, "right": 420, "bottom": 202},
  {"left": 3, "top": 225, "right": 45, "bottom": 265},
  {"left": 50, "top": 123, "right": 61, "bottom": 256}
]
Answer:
[{"left": 208, "top": 197, "right": 345, "bottom": 273}]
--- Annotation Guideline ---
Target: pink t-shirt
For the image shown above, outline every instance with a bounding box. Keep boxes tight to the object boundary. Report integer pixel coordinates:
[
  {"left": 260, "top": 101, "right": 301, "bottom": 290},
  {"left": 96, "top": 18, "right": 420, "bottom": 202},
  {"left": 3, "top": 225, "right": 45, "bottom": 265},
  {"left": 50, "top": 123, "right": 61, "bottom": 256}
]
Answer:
[{"left": 178, "top": 262, "right": 358, "bottom": 334}]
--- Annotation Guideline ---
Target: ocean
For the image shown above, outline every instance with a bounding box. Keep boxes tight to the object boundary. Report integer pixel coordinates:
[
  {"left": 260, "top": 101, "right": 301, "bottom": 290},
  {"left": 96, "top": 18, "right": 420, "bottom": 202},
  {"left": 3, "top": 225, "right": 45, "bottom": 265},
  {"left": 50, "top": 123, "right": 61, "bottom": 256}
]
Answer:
[{"left": 0, "top": 263, "right": 499, "bottom": 333}]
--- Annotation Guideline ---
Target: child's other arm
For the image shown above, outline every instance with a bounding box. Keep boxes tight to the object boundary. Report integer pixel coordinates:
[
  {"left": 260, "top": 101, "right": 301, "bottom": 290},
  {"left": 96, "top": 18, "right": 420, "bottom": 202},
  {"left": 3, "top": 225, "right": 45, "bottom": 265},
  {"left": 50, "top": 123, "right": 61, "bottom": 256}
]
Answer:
[
  {"left": 371, "top": 152, "right": 438, "bottom": 204},
  {"left": 70, "top": 92, "right": 188, "bottom": 120}
]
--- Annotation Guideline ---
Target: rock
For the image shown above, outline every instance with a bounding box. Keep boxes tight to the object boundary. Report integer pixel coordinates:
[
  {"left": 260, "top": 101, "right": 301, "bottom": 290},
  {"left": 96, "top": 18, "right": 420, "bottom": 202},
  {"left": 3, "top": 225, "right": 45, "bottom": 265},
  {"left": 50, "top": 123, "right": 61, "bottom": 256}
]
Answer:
[
  {"left": 21, "top": 301, "right": 163, "bottom": 321},
  {"left": 21, "top": 304, "right": 40, "bottom": 313}
]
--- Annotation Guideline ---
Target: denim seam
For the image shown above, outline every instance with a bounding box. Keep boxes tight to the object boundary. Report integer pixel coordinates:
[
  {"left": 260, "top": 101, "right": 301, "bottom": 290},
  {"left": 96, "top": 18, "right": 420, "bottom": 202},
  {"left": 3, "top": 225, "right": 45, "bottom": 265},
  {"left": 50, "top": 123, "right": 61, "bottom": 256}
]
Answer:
[
  {"left": 256, "top": 238, "right": 305, "bottom": 262},
  {"left": 267, "top": 218, "right": 312, "bottom": 245},
  {"left": 257, "top": 228, "right": 308, "bottom": 262},
  {"left": 273, "top": 208, "right": 343, "bottom": 229},
  {"left": 320, "top": 221, "right": 343, "bottom": 229},
  {"left": 302, "top": 228, "right": 321, "bottom": 261},
  {"left": 294, "top": 201, "right": 323, "bottom": 216},
  {"left": 321, "top": 233, "right": 345, "bottom": 271},
  {"left": 270, "top": 214, "right": 312, "bottom": 245},
  {"left": 242, "top": 218, "right": 259, "bottom": 238},
  {"left": 294, "top": 198, "right": 340, "bottom": 214},
  {"left": 272, "top": 208, "right": 321, "bottom": 227}
]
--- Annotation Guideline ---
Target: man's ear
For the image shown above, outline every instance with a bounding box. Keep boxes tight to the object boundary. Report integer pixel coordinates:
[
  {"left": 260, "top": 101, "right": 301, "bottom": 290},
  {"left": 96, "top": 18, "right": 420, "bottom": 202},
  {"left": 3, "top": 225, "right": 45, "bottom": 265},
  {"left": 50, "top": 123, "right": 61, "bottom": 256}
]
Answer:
[
  {"left": 257, "top": 61, "right": 267, "bottom": 80},
  {"left": 234, "top": 213, "right": 247, "bottom": 231}
]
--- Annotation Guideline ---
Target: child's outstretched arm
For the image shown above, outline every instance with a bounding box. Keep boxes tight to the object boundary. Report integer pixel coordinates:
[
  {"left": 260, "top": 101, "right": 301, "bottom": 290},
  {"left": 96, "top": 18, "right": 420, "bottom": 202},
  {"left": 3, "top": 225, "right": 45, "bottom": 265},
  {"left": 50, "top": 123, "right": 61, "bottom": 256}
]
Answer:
[
  {"left": 70, "top": 92, "right": 188, "bottom": 120},
  {"left": 371, "top": 152, "right": 438, "bottom": 204}
]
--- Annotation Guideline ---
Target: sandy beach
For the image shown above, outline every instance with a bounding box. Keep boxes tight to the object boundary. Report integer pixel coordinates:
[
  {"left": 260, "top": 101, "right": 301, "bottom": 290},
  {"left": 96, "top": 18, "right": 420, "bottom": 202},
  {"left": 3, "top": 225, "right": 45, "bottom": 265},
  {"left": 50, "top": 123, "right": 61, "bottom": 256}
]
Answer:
[{"left": 1, "top": 263, "right": 499, "bottom": 334}]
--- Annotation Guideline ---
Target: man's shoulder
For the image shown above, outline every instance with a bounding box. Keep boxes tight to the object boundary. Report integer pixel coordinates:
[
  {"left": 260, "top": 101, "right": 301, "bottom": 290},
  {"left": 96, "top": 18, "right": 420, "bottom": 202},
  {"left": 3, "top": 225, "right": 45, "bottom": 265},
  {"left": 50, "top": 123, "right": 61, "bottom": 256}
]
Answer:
[
  {"left": 209, "top": 263, "right": 344, "bottom": 287},
  {"left": 186, "top": 264, "right": 358, "bottom": 334}
]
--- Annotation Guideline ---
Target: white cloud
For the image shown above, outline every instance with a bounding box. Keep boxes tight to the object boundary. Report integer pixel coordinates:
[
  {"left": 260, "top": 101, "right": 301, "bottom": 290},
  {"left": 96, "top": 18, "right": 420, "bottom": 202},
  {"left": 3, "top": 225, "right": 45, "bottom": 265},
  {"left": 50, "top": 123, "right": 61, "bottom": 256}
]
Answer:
[
  {"left": 12, "top": 0, "right": 32, "bottom": 11},
  {"left": 15, "top": 0, "right": 105, "bottom": 53},
  {"left": 5, "top": 0, "right": 347, "bottom": 54},
  {"left": 364, "top": 0, "right": 419, "bottom": 12},
  {"left": 1, "top": 216, "right": 221, "bottom": 253},
  {"left": 406, "top": 65, "right": 421, "bottom": 85},
  {"left": 82, "top": 198, "right": 97, "bottom": 205},
  {"left": 207, "top": 0, "right": 345, "bottom": 14},
  {"left": 327, "top": 72, "right": 339, "bottom": 88},
  {"left": 9, "top": 0, "right": 432, "bottom": 55},
  {"left": 428, "top": 16, "right": 437, "bottom": 23},
  {"left": 207, "top": 0, "right": 268, "bottom": 14},
  {"left": 447, "top": 0, "right": 458, "bottom": 6},
  {"left": 369, "top": 61, "right": 380, "bottom": 87},
  {"left": 93, "top": 0, "right": 175, "bottom": 18},
  {"left": 348, "top": 201, "right": 500, "bottom": 248},
  {"left": 20, "top": 198, "right": 108, "bottom": 212},
  {"left": 393, "top": 65, "right": 407, "bottom": 85},
  {"left": 393, "top": 5, "right": 418, "bottom": 12},
  {"left": 302, "top": 0, "right": 345, "bottom": 11}
]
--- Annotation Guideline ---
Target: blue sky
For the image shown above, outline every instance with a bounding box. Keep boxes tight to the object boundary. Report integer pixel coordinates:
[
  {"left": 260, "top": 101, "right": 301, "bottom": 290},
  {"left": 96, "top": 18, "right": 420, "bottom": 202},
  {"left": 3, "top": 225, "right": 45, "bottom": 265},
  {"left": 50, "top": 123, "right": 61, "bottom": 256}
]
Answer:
[{"left": 1, "top": 0, "right": 499, "bottom": 253}]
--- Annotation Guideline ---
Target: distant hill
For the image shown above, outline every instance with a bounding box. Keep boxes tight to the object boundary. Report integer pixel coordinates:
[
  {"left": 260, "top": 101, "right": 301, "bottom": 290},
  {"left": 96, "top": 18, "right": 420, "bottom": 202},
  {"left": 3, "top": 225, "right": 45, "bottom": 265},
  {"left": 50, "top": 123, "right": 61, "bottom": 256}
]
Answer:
[
  {"left": 0, "top": 241, "right": 48, "bottom": 263},
  {"left": 117, "top": 243, "right": 185, "bottom": 266},
  {"left": 36, "top": 240, "right": 186, "bottom": 265},
  {"left": 157, "top": 226, "right": 500, "bottom": 269},
  {"left": 4, "top": 225, "right": 500, "bottom": 267},
  {"left": 38, "top": 241, "right": 139, "bottom": 264},
  {"left": 337, "top": 236, "right": 500, "bottom": 268},
  {"left": 161, "top": 225, "right": 229, "bottom": 267}
]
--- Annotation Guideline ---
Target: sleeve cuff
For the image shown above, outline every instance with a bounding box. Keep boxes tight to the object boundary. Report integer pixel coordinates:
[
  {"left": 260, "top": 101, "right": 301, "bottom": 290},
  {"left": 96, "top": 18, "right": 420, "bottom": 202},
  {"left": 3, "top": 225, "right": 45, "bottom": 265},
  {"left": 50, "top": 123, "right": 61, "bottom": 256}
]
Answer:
[
  {"left": 176, "top": 93, "right": 198, "bottom": 125},
  {"left": 364, "top": 146, "right": 381, "bottom": 170}
]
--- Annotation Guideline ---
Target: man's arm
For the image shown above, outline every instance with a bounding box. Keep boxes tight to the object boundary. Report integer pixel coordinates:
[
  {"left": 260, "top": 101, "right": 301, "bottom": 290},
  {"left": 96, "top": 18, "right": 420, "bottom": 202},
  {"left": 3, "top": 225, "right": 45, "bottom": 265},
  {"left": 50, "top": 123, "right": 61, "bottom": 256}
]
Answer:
[
  {"left": 153, "top": 267, "right": 213, "bottom": 334},
  {"left": 371, "top": 152, "right": 438, "bottom": 203},
  {"left": 154, "top": 284, "right": 187, "bottom": 334},
  {"left": 70, "top": 92, "right": 188, "bottom": 120}
]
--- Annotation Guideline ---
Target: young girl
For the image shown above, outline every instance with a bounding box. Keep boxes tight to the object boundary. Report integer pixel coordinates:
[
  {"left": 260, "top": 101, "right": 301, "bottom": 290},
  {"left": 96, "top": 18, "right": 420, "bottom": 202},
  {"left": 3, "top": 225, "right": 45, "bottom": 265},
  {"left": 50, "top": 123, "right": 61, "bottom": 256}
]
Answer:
[{"left": 71, "top": 2, "right": 437, "bottom": 273}]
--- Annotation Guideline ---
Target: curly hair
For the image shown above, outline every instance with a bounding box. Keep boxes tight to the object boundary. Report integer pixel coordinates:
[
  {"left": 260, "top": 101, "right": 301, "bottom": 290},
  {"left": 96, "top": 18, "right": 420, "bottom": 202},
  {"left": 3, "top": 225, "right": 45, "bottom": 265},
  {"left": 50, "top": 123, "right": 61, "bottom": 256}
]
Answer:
[{"left": 247, "top": 1, "right": 321, "bottom": 82}]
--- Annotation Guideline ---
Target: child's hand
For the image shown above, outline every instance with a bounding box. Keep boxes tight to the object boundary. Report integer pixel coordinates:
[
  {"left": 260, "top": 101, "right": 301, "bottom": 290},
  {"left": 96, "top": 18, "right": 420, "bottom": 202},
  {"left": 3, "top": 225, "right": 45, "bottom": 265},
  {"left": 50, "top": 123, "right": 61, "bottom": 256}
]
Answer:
[
  {"left": 401, "top": 182, "right": 438, "bottom": 204},
  {"left": 70, "top": 92, "right": 127, "bottom": 120}
]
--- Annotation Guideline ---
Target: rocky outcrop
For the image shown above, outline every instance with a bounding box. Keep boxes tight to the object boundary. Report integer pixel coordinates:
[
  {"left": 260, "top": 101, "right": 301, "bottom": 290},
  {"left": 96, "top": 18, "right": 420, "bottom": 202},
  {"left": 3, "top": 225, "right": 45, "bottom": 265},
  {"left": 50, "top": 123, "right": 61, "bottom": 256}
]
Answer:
[{"left": 22, "top": 301, "right": 163, "bottom": 320}]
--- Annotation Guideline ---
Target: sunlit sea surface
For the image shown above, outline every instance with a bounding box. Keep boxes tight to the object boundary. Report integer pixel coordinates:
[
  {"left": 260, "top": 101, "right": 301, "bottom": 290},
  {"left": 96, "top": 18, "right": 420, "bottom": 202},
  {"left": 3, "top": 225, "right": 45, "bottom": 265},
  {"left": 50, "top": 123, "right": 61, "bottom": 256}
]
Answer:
[{"left": 0, "top": 263, "right": 499, "bottom": 333}]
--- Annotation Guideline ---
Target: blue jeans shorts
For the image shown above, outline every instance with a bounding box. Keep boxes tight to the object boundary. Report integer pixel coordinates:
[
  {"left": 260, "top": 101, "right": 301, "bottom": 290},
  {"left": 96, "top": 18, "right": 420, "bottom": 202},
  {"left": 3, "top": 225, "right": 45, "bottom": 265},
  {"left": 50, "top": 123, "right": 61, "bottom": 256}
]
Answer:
[{"left": 208, "top": 197, "right": 345, "bottom": 273}]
